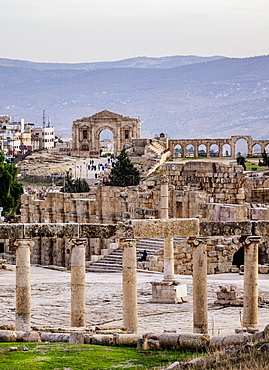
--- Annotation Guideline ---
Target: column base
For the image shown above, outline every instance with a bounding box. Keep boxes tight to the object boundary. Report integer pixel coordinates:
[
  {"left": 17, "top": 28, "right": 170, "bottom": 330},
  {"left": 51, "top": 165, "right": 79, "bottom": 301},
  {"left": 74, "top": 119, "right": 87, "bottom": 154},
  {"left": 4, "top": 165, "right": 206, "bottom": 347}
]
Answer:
[{"left": 150, "top": 281, "right": 188, "bottom": 304}]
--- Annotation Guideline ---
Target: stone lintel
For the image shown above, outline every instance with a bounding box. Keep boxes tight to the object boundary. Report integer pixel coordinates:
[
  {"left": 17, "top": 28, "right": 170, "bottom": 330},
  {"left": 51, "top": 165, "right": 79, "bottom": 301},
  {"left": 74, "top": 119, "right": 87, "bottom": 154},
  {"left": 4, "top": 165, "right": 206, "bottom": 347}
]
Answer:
[
  {"left": 0, "top": 220, "right": 269, "bottom": 240},
  {"left": 252, "top": 221, "right": 269, "bottom": 237},
  {"left": 80, "top": 223, "right": 134, "bottom": 239},
  {"left": 132, "top": 219, "right": 199, "bottom": 238},
  {"left": 0, "top": 224, "right": 24, "bottom": 239},
  {"left": 199, "top": 221, "right": 252, "bottom": 237},
  {"left": 24, "top": 223, "right": 80, "bottom": 239}
]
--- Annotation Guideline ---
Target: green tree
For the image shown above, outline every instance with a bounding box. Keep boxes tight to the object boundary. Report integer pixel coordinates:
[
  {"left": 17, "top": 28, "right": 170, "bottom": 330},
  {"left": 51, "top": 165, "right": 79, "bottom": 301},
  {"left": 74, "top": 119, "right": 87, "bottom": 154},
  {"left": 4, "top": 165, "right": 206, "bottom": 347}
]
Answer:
[
  {"left": 107, "top": 147, "right": 140, "bottom": 187},
  {"left": 259, "top": 150, "right": 269, "bottom": 166},
  {"left": 61, "top": 172, "right": 90, "bottom": 193},
  {"left": 0, "top": 152, "right": 24, "bottom": 218}
]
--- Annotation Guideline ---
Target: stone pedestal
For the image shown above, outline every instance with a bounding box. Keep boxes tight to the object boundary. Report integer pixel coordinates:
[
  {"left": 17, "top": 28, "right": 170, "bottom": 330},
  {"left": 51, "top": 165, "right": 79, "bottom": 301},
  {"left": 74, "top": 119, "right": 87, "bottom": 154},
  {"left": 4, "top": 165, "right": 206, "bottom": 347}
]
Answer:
[
  {"left": 151, "top": 176, "right": 187, "bottom": 303},
  {"left": 15, "top": 239, "right": 35, "bottom": 332},
  {"left": 70, "top": 238, "right": 86, "bottom": 327},
  {"left": 151, "top": 281, "right": 187, "bottom": 303}
]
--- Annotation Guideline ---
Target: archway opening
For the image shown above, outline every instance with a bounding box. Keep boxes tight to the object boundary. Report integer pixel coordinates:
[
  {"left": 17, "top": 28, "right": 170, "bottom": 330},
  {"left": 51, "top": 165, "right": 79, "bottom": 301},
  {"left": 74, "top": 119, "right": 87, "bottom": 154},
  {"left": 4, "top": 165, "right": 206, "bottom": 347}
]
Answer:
[
  {"left": 186, "top": 144, "right": 194, "bottom": 158},
  {"left": 198, "top": 144, "right": 207, "bottom": 157},
  {"left": 232, "top": 247, "right": 244, "bottom": 268},
  {"left": 210, "top": 144, "right": 219, "bottom": 157},
  {"left": 222, "top": 144, "right": 231, "bottom": 157},
  {"left": 252, "top": 144, "right": 262, "bottom": 156},
  {"left": 174, "top": 144, "right": 182, "bottom": 158},
  {"left": 266, "top": 144, "right": 269, "bottom": 154},
  {"left": 236, "top": 139, "right": 248, "bottom": 157},
  {"left": 100, "top": 129, "right": 114, "bottom": 156}
]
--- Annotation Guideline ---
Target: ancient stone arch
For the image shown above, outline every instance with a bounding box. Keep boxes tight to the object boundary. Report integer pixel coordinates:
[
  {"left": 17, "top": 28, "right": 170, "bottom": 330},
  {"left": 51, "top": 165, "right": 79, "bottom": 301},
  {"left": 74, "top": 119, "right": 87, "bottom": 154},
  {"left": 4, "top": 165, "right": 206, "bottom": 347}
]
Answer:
[
  {"left": 169, "top": 136, "right": 269, "bottom": 158},
  {"left": 72, "top": 110, "right": 141, "bottom": 157}
]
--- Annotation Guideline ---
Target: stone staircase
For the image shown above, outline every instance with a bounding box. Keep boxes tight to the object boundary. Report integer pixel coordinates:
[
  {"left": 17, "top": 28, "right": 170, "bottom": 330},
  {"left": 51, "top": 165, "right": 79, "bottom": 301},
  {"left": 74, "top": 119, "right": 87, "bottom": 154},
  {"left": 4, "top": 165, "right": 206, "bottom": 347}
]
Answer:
[
  {"left": 86, "top": 238, "right": 165, "bottom": 273},
  {"left": 146, "top": 139, "right": 167, "bottom": 158}
]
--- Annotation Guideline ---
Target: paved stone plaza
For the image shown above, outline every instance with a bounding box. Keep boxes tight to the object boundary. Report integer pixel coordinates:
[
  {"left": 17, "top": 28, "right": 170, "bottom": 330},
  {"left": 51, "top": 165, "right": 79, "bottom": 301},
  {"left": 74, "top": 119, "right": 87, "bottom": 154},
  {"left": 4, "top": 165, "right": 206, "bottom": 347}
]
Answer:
[{"left": 0, "top": 265, "right": 268, "bottom": 336}]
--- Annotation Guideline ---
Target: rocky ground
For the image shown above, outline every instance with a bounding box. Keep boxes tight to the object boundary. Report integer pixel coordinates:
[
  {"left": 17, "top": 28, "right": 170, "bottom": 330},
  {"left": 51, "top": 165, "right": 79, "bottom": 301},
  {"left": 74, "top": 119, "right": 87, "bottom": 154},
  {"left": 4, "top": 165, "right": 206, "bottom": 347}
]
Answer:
[{"left": 0, "top": 266, "right": 268, "bottom": 336}]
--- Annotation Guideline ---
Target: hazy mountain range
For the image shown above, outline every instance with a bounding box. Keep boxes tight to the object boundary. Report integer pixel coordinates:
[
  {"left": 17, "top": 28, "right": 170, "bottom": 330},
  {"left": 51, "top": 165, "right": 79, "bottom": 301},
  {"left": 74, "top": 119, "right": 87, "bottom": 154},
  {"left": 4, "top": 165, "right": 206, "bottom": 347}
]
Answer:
[{"left": 0, "top": 55, "right": 268, "bottom": 139}]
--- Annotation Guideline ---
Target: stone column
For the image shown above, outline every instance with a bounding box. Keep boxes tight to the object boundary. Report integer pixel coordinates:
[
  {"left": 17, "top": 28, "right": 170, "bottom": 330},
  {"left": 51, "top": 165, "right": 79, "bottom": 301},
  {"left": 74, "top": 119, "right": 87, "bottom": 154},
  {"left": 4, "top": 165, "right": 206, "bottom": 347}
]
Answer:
[
  {"left": 15, "top": 239, "right": 35, "bottom": 331},
  {"left": 243, "top": 236, "right": 261, "bottom": 328},
  {"left": 121, "top": 238, "right": 138, "bottom": 333},
  {"left": 70, "top": 238, "right": 86, "bottom": 327},
  {"left": 191, "top": 238, "right": 208, "bottom": 334},
  {"left": 160, "top": 175, "right": 175, "bottom": 282}
]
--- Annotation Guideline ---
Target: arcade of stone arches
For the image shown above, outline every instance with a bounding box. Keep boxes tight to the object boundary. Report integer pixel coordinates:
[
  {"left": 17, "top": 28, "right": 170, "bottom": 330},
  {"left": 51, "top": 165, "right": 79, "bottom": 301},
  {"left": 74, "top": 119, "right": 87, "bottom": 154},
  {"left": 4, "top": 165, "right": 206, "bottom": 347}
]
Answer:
[{"left": 169, "top": 136, "right": 269, "bottom": 158}]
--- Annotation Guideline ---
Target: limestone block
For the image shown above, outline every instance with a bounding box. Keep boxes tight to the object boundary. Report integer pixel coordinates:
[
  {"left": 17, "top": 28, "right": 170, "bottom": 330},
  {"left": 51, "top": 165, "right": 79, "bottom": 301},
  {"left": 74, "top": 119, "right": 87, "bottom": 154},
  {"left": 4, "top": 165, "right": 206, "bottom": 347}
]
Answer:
[
  {"left": 113, "top": 333, "right": 142, "bottom": 346},
  {"left": 41, "top": 332, "right": 70, "bottom": 342},
  {"left": 137, "top": 338, "right": 149, "bottom": 350},
  {"left": 69, "top": 332, "right": 85, "bottom": 344},
  {"left": 132, "top": 219, "right": 199, "bottom": 238},
  {"left": 92, "top": 335, "right": 114, "bottom": 346},
  {"left": 231, "top": 266, "right": 240, "bottom": 273},
  {"left": 21, "top": 331, "right": 41, "bottom": 342},
  {"left": 259, "top": 266, "right": 269, "bottom": 274},
  {"left": 0, "top": 330, "right": 17, "bottom": 342}
]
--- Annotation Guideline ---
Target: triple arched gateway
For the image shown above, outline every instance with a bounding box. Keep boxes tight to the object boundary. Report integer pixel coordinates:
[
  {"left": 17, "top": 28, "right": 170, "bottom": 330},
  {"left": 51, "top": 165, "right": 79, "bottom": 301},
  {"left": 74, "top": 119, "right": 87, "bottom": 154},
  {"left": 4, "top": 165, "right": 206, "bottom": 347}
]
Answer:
[{"left": 72, "top": 110, "right": 141, "bottom": 157}]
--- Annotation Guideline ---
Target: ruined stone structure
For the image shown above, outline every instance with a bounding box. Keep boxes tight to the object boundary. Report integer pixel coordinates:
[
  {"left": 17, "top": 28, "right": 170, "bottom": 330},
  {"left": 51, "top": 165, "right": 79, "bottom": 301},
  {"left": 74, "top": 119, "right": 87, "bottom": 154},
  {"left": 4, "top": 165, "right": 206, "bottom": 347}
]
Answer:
[
  {"left": 1, "top": 219, "right": 268, "bottom": 333},
  {"left": 169, "top": 135, "right": 269, "bottom": 158},
  {"left": 15, "top": 160, "right": 269, "bottom": 271},
  {"left": 72, "top": 110, "right": 141, "bottom": 157}
]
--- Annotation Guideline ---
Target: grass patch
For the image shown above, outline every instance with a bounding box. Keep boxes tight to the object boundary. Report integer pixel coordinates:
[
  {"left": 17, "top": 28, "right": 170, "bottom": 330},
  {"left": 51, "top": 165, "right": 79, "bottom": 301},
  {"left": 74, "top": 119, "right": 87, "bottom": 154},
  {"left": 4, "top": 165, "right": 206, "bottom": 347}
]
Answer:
[
  {"left": 0, "top": 342, "right": 202, "bottom": 370},
  {"left": 245, "top": 161, "right": 267, "bottom": 171}
]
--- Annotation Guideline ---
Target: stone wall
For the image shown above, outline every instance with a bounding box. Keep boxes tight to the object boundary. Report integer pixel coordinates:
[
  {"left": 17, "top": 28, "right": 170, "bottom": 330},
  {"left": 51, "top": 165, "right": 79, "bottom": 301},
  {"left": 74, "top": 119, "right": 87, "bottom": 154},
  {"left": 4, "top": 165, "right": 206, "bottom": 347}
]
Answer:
[
  {"left": 139, "top": 237, "right": 269, "bottom": 275},
  {"left": 162, "top": 161, "right": 246, "bottom": 205}
]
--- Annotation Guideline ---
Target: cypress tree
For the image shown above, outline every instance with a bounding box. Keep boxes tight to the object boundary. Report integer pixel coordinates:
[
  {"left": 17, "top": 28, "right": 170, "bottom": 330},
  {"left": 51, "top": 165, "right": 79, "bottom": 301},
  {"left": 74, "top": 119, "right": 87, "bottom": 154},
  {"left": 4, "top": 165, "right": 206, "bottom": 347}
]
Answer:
[
  {"left": 108, "top": 147, "right": 140, "bottom": 187},
  {"left": 0, "top": 152, "right": 24, "bottom": 218}
]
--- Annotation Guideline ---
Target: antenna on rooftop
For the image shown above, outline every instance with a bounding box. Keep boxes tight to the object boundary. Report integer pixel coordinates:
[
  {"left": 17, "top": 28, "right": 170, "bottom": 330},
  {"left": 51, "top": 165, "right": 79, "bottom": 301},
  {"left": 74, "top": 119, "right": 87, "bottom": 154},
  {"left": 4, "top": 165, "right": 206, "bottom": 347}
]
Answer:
[
  {"left": 43, "top": 110, "right": 46, "bottom": 128},
  {"left": 48, "top": 117, "right": 51, "bottom": 127}
]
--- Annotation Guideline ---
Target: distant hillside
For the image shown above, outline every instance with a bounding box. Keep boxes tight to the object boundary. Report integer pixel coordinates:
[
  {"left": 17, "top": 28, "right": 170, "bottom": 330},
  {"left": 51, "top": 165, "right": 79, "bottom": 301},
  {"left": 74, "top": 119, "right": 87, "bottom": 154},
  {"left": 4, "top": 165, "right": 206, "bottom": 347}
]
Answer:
[
  {"left": 0, "top": 55, "right": 268, "bottom": 139},
  {"left": 0, "top": 55, "right": 224, "bottom": 70}
]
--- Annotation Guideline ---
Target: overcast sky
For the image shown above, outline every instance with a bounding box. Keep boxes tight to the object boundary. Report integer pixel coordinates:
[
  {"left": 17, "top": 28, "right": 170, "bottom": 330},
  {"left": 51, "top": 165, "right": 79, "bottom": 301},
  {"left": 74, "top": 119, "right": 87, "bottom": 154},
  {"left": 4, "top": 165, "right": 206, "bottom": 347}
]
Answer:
[{"left": 1, "top": 0, "right": 269, "bottom": 63}]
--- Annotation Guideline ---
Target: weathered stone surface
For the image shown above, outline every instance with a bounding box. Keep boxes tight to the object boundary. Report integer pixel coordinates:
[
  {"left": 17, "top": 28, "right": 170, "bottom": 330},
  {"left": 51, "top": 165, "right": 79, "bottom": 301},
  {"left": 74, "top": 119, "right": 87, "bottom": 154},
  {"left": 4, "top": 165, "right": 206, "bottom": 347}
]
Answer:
[
  {"left": 253, "top": 221, "right": 269, "bottom": 236},
  {"left": 159, "top": 333, "right": 180, "bottom": 349},
  {"left": 92, "top": 334, "right": 114, "bottom": 346},
  {"left": 159, "top": 333, "right": 210, "bottom": 350},
  {"left": 0, "top": 330, "right": 17, "bottom": 342},
  {"left": 24, "top": 223, "right": 79, "bottom": 239},
  {"left": 80, "top": 223, "right": 133, "bottom": 239},
  {"left": 69, "top": 332, "right": 85, "bottom": 344},
  {"left": 0, "top": 224, "right": 23, "bottom": 239},
  {"left": 209, "top": 334, "right": 250, "bottom": 350},
  {"left": 21, "top": 331, "right": 41, "bottom": 342},
  {"left": 40, "top": 332, "right": 70, "bottom": 342},
  {"left": 178, "top": 333, "right": 210, "bottom": 349},
  {"left": 113, "top": 333, "right": 142, "bottom": 346},
  {"left": 200, "top": 221, "right": 252, "bottom": 237},
  {"left": 132, "top": 219, "right": 199, "bottom": 238}
]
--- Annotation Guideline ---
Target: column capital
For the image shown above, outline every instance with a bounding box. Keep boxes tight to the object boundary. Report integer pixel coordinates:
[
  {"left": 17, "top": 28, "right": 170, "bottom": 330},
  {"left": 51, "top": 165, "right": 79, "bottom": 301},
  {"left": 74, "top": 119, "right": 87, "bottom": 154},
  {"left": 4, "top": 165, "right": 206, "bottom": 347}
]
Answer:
[
  {"left": 160, "top": 175, "right": 169, "bottom": 185},
  {"left": 70, "top": 238, "right": 87, "bottom": 249},
  {"left": 243, "top": 236, "right": 262, "bottom": 245},
  {"left": 14, "top": 239, "right": 35, "bottom": 248}
]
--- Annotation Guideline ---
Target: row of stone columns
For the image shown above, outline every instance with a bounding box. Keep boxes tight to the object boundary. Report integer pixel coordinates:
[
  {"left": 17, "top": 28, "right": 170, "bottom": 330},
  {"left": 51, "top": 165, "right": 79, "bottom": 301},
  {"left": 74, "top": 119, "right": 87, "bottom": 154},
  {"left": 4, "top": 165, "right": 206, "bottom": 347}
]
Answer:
[
  {"left": 14, "top": 235, "right": 260, "bottom": 334},
  {"left": 189, "top": 236, "right": 261, "bottom": 333}
]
